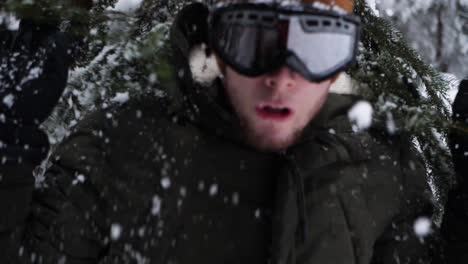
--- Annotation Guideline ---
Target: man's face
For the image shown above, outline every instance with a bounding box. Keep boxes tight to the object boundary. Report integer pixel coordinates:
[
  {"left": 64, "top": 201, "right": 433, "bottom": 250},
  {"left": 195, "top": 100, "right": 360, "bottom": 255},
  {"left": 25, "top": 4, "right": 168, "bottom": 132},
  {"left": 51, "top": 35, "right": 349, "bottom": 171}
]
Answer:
[{"left": 223, "top": 66, "right": 333, "bottom": 152}]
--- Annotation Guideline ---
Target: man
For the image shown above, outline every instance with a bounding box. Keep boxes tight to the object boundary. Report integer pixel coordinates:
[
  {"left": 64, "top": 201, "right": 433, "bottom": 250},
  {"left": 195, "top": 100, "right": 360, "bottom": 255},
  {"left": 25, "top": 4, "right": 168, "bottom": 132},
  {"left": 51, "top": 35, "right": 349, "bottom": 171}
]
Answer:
[
  {"left": 442, "top": 78, "right": 468, "bottom": 263},
  {"left": 0, "top": 2, "right": 88, "bottom": 259},
  {"left": 1, "top": 0, "right": 440, "bottom": 263},
  {"left": 0, "top": 0, "right": 90, "bottom": 260}
]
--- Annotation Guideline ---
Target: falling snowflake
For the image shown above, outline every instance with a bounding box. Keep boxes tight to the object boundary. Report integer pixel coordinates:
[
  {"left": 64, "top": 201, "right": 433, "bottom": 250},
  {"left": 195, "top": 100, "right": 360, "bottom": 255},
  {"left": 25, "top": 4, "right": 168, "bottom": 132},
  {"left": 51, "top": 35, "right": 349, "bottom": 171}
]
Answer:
[
  {"left": 209, "top": 184, "right": 218, "bottom": 196},
  {"left": 111, "top": 223, "right": 123, "bottom": 241},
  {"left": 161, "top": 177, "right": 171, "bottom": 189},
  {"left": 413, "top": 217, "right": 432, "bottom": 238},
  {"left": 151, "top": 195, "right": 162, "bottom": 216},
  {"left": 72, "top": 174, "right": 86, "bottom": 185}
]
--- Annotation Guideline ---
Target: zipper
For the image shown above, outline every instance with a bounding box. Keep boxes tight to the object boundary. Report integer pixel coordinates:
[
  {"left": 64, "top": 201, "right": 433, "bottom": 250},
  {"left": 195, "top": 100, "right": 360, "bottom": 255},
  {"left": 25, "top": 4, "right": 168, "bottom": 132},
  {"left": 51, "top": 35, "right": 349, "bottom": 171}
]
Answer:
[{"left": 281, "top": 152, "right": 309, "bottom": 244}]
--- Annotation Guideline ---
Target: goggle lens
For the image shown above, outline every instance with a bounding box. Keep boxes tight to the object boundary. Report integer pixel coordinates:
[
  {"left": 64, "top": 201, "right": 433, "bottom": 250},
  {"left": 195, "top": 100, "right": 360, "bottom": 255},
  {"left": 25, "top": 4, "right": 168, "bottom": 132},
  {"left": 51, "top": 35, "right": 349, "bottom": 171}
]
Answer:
[
  {"left": 215, "top": 14, "right": 283, "bottom": 73},
  {"left": 286, "top": 16, "right": 358, "bottom": 77}
]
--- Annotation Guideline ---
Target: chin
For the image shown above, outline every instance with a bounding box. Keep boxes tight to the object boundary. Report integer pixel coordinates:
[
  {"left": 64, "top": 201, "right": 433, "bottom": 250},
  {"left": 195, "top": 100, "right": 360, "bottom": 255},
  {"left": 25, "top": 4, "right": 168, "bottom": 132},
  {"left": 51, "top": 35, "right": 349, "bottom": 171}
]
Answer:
[
  {"left": 246, "top": 127, "right": 300, "bottom": 152},
  {"left": 237, "top": 112, "right": 306, "bottom": 152}
]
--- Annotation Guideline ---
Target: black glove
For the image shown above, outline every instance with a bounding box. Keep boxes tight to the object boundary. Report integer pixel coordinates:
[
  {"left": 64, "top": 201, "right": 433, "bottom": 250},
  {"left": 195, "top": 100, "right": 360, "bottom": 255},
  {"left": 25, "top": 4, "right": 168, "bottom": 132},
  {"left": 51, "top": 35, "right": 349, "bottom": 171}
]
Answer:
[
  {"left": 0, "top": 20, "right": 72, "bottom": 164},
  {"left": 0, "top": 20, "right": 71, "bottom": 125}
]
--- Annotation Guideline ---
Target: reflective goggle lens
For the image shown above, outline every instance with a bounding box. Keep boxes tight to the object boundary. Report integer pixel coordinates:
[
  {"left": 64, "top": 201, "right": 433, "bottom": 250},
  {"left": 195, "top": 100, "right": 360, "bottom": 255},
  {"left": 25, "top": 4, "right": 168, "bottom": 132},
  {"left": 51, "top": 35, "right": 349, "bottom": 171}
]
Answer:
[{"left": 286, "top": 16, "right": 358, "bottom": 78}]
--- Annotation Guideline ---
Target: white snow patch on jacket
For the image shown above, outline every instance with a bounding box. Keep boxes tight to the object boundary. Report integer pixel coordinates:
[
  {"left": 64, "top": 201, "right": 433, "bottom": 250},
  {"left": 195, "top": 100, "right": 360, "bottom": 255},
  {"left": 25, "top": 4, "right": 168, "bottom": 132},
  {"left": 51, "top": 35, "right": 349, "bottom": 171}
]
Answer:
[
  {"left": 189, "top": 44, "right": 222, "bottom": 87},
  {"left": 330, "top": 72, "right": 357, "bottom": 95}
]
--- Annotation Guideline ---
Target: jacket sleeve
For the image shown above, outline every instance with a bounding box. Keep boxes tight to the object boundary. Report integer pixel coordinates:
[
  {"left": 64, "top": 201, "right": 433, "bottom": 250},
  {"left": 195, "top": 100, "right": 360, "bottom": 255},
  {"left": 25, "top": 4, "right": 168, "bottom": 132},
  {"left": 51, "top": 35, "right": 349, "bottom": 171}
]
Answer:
[
  {"left": 441, "top": 79, "right": 468, "bottom": 263},
  {"left": 0, "top": 127, "right": 48, "bottom": 263},
  {"left": 7, "top": 104, "right": 179, "bottom": 263},
  {"left": 371, "top": 136, "right": 444, "bottom": 264}
]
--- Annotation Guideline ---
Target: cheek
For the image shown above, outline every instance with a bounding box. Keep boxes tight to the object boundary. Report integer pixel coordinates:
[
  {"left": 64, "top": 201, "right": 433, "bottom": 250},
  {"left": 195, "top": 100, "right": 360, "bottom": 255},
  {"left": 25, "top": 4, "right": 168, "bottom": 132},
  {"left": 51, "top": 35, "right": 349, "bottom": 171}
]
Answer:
[
  {"left": 295, "top": 82, "right": 330, "bottom": 113},
  {"left": 225, "top": 72, "right": 263, "bottom": 103},
  {"left": 299, "top": 80, "right": 328, "bottom": 96},
  {"left": 226, "top": 81, "right": 253, "bottom": 104}
]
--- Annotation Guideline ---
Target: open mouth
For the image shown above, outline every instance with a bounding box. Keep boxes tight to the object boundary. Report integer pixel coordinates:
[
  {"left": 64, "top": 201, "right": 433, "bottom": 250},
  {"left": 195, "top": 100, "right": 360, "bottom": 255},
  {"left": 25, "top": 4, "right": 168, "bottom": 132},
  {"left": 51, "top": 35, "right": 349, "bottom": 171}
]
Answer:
[{"left": 256, "top": 105, "right": 293, "bottom": 120}]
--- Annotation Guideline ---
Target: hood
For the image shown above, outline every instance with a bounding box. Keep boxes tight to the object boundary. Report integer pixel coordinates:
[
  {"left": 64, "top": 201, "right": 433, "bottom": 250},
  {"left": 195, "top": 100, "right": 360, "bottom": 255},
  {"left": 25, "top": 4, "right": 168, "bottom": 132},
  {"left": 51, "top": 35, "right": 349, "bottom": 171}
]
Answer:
[{"left": 168, "top": 2, "right": 248, "bottom": 145}]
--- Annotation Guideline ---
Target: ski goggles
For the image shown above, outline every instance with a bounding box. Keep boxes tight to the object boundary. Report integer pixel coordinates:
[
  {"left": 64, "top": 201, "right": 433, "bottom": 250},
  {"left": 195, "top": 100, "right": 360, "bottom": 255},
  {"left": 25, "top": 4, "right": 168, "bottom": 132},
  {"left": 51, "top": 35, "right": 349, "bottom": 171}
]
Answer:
[{"left": 208, "top": 3, "right": 361, "bottom": 82}]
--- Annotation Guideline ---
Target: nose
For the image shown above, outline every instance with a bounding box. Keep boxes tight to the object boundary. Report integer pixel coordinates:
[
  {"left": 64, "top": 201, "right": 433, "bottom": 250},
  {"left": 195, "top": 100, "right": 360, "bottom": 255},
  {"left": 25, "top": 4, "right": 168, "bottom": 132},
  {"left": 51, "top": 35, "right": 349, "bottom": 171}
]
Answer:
[{"left": 264, "top": 66, "right": 297, "bottom": 93}]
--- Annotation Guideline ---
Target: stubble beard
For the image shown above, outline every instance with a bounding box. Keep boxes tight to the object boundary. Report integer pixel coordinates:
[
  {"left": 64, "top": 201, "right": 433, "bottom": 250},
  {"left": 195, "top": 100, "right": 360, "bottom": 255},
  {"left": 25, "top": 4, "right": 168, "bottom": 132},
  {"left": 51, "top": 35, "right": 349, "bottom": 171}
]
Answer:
[{"left": 239, "top": 114, "right": 304, "bottom": 152}]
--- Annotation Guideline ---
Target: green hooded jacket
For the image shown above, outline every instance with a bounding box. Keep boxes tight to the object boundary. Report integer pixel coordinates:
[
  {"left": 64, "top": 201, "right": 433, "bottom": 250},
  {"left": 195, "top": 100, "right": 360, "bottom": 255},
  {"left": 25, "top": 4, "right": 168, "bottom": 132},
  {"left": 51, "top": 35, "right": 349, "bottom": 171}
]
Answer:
[{"left": 1, "top": 3, "right": 442, "bottom": 264}]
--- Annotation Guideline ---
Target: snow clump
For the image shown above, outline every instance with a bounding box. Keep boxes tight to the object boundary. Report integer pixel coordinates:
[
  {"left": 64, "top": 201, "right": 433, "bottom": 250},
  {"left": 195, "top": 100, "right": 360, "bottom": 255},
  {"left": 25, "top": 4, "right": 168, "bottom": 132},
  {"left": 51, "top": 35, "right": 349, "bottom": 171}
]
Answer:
[
  {"left": 109, "top": 0, "right": 143, "bottom": 13},
  {"left": 111, "top": 92, "right": 130, "bottom": 104},
  {"left": 2, "top": 94, "right": 14, "bottom": 108},
  {"left": 348, "top": 101, "right": 374, "bottom": 132},
  {"left": 366, "top": 0, "right": 380, "bottom": 16},
  {"left": 0, "top": 12, "right": 20, "bottom": 30},
  {"left": 189, "top": 44, "right": 222, "bottom": 87}
]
